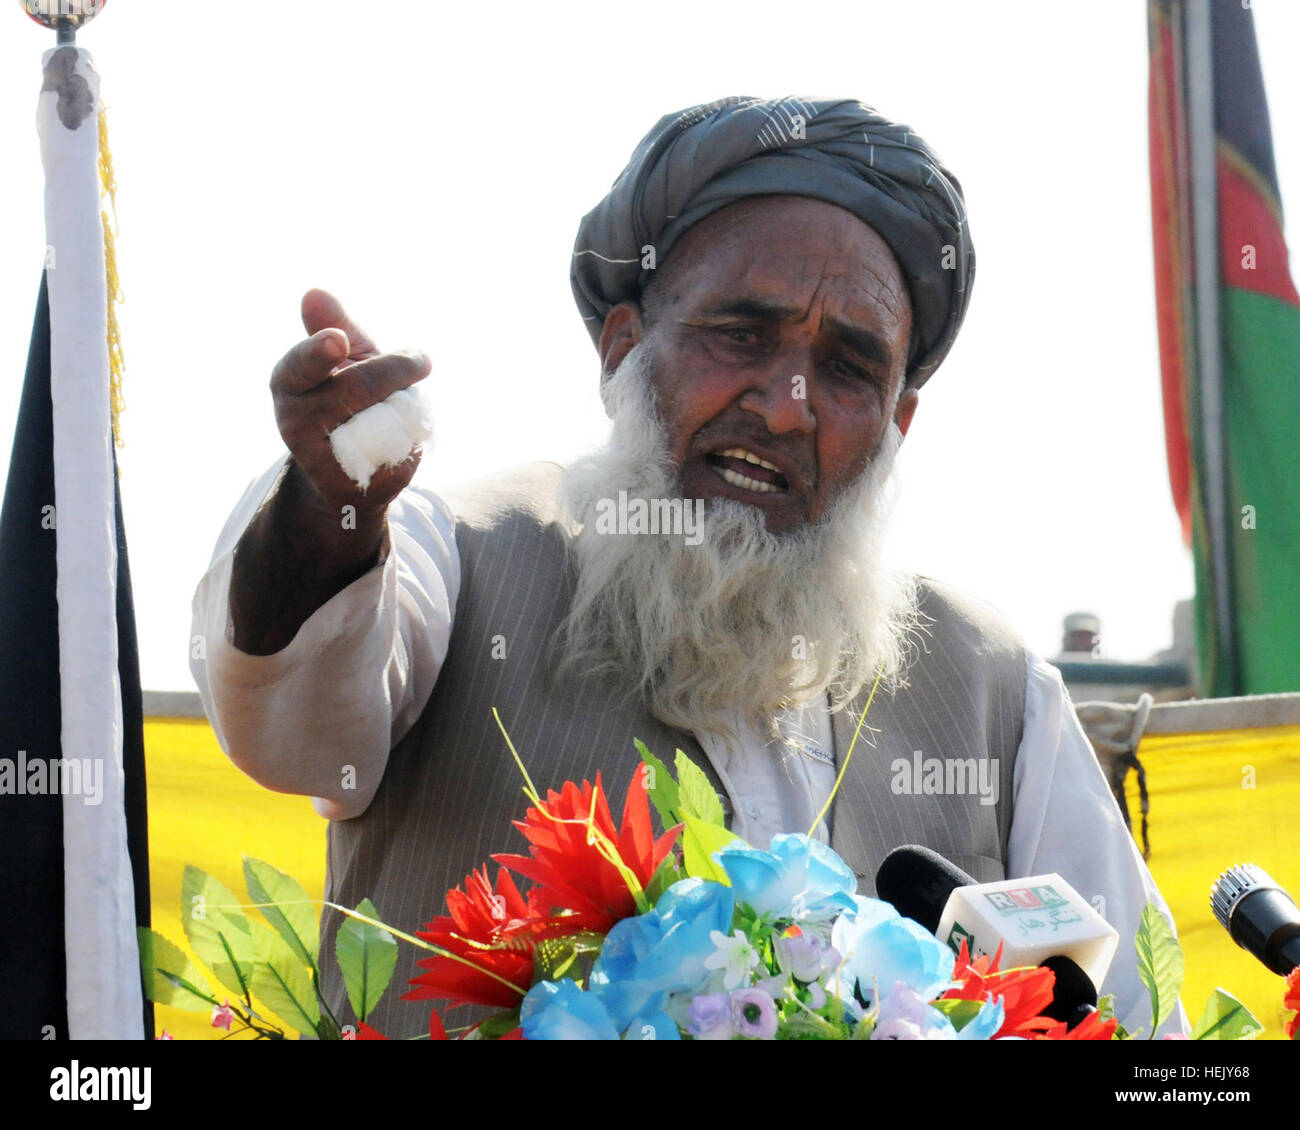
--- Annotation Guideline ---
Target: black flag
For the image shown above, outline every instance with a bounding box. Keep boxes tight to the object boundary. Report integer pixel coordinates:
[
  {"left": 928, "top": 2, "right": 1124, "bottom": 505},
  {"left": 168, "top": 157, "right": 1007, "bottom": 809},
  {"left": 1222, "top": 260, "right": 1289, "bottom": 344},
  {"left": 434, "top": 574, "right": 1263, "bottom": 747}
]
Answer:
[{"left": 0, "top": 276, "right": 152, "bottom": 1039}]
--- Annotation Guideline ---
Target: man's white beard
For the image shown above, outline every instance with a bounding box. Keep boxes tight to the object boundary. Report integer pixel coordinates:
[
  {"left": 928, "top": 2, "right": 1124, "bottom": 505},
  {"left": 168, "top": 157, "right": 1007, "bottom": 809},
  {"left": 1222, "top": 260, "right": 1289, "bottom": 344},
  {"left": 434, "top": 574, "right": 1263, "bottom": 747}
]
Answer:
[{"left": 556, "top": 343, "right": 922, "bottom": 741}]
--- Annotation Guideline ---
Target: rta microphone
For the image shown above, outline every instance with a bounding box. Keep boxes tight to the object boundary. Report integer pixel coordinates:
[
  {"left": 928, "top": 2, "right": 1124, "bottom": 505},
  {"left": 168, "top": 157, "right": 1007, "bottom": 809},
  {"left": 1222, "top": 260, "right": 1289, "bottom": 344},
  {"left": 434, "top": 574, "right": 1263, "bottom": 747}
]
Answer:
[
  {"left": 1211, "top": 863, "right": 1300, "bottom": 977},
  {"left": 876, "top": 845, "right": 1114, "bottom": 1018}
]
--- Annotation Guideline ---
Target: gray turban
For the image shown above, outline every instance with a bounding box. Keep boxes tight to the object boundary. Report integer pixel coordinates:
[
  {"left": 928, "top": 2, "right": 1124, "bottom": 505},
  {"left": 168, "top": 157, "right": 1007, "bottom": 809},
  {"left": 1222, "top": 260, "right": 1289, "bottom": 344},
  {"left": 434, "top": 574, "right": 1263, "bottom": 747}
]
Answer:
[{"left": 571, "top": 96, "right": 974, "bottom": 388}]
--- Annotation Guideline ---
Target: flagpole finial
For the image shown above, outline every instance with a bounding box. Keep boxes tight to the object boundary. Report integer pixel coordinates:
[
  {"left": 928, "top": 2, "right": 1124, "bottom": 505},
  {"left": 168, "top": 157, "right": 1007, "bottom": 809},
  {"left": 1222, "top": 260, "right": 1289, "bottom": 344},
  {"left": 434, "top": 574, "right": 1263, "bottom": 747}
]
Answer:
[{"left": 21, "top": 1, "right": 108, "bottom": 42}]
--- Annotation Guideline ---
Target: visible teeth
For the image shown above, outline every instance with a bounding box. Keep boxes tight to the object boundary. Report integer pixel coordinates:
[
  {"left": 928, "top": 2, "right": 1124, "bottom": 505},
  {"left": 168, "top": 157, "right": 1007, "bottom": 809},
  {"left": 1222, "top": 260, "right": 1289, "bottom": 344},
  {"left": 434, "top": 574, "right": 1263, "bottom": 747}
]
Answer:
[
  {"left": 717, "top": 465, "right": 779, "bottom": 493},
  {"left": 717, "top": 447, "right": 781, "bottom": 473}
]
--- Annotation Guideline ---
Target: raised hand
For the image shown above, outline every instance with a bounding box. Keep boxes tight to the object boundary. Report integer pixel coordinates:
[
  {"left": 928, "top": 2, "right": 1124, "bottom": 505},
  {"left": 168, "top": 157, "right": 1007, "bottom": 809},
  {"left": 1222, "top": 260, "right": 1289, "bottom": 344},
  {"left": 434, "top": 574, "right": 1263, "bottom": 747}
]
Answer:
[
  {"left": 228, "top": 290, "right": 432, "bottom": 655},
  {"left": 272, "top": 288, "right": 431, "bottom": 519}
]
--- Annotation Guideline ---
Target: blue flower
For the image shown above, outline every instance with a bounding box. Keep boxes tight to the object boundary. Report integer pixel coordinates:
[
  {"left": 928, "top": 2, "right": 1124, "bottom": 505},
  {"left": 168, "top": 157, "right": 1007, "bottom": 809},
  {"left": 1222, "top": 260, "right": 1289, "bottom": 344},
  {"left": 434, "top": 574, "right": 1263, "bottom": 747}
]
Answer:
[
  {"left": 831, "top": 896, "right": 955, "bottom": 1007},
  {"left": 718, "top": 834, "right": 858, "bottom": 923},
  {"left": 521, "top": 979, "right": 619, "bottom": 1040},
  {"left": 588, "top": 877, "right": 735, "bottom": 1032},
  {"left": 626, "top": 1011, "right": 681, "bottom": 1040},
  {"left": 955, "top": 997, "right": 1005, "bottom": 1041}
]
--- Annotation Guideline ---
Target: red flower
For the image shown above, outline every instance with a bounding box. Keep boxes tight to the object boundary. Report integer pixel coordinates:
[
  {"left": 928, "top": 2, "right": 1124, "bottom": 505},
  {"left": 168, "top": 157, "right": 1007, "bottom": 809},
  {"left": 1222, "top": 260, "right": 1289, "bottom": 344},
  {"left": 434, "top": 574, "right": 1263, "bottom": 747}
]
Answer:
[
  {"left": 943, "top": 941, "right": 1060, "bottom": 1039},
  {"left": 355, "top": 1022, "right": 388, "bottom": 1040},
  {"left": 1037, "top": 1010, "right": 1120, "bottom": 1041},
  {"left": 493, "top": 770, "right": 680, "bottom": 935},
  {"left": 403, "top": 865, "right": 538, "bottom": 1011},
  {"left": 1284, "top": 965, "right": 1300, "bottom": 1040}
]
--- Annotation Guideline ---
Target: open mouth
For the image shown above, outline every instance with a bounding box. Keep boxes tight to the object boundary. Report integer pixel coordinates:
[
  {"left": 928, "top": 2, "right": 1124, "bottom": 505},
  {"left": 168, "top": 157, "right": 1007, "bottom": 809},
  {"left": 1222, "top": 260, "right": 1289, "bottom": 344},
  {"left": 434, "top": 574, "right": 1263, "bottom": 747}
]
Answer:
[{"left": 704, "top": 447, "right": 791, "bottom": 495}]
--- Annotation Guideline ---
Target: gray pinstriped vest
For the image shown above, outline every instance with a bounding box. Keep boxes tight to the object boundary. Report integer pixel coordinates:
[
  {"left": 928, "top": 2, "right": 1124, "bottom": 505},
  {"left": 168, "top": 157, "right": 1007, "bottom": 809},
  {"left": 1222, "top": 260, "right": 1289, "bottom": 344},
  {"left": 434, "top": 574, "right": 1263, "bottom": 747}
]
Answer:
[{"left": 319, "top": 463, "right": 1026, "bottom": 1037}]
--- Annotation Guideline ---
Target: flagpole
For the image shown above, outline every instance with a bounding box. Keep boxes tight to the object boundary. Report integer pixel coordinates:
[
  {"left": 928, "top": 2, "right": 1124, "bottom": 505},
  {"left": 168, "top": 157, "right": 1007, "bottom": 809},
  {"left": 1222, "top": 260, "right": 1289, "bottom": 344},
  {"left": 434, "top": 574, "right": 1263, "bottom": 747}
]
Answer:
[
  {"left": 1185, "top": 0, "right": 1238, "bottom": 694},
  {"left": 24, "top": 0, "right": 148, "bottom": 1039}
]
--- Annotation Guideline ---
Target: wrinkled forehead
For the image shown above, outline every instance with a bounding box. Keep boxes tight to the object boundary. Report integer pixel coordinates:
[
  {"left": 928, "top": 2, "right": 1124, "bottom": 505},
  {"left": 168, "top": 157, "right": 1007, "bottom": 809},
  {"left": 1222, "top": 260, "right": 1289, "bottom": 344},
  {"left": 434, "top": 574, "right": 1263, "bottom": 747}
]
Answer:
[{"left": 649, "top": 196, "right": 913, "bottom": 341}]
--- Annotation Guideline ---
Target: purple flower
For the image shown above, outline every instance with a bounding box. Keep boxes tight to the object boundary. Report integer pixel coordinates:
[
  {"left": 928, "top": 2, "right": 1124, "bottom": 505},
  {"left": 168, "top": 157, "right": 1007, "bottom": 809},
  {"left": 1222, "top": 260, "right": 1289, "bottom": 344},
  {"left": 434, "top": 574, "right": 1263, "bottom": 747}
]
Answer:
[
  {"left": 687, "top": 992, "right": 734, "bottom": 1040},
  {"left": 870, "top": 982, "right": 955, "bottom": 1040},
  {"left": 730, "top": 988, "right": 778, "bottom": 1039},
  {"left": 774, "top": 930, "right": 839, "bottom": 983}
]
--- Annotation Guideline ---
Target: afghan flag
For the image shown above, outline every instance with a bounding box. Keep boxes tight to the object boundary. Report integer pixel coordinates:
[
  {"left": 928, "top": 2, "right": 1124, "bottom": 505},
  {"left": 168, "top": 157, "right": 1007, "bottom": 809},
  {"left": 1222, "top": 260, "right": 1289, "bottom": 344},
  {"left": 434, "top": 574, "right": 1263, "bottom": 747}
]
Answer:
[
  {"left": 0, "top": 45, "right": 150, "bottom": 1039},
  {"left": 1149, "top": 0, "right": 1300, "bottom": 696}
]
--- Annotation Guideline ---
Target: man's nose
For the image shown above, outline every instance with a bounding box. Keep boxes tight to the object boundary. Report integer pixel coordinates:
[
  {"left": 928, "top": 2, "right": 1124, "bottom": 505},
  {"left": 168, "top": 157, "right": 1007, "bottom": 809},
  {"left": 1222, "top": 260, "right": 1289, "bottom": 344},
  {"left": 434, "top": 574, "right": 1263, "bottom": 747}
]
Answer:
[{"left": 737, "top": 354, "right": 817, "bottom": 436}]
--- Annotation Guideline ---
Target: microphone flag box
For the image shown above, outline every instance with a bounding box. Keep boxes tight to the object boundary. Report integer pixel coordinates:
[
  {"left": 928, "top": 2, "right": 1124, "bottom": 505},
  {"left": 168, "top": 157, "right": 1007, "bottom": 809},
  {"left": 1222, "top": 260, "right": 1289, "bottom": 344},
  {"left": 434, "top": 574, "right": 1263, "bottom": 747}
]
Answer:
[{"left": 935, "top": 873, "right": 1119, "bottom": 988}]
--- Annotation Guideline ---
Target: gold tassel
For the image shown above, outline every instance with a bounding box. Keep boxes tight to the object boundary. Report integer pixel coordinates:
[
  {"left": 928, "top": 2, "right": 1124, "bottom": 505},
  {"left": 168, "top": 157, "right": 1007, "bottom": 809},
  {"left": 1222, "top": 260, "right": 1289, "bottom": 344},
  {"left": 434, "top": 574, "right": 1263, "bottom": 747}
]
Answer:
[{"left": 99, "top": 106, "right": 125, "bottom": 448}]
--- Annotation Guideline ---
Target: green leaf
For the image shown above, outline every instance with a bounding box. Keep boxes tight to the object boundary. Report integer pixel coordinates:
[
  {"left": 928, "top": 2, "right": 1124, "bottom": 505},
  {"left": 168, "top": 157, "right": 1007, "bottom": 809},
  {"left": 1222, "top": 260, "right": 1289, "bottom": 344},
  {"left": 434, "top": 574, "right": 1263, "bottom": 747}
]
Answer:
[
  {"left": 635, "top": 740, "right": 681, "bottom": 829},
  {"left": 137, "top": 928, "right": 217, "bottom": 1012},
  {"left": 1190, "top": 989, "right": 1263, "bottom": 1041},
  {"left": 930, "top": 997, "right": 985, "bottom": 1031},
  {"left": 1096, "top": 993, "right": 1116, "bottom": 1021},
  {"left": 243, "top": 856, "right": 320, "bottom": 969},
  {"left": 181, "top": 865, "right": 253, "bottom": 1000},
  {"left": 777, "top": 1010, "right": 843, "bottom": 1040},
  {"left": 335, "top": 898, "right": 398, "bottom": 1023},
  {"left": 1135, "top": 903, "right": 1184, "bottom": 1037},
  {"left": 675, "top": 749, "right": 725, "bottom": 826},
  {"left": 249, "top": 920, "right": 320, "bottom": 1037},
  {"left": 533, "top": 931, "right": 604, "bottom": 984},
  {"left": 680, "top": 812, "right": 738, "bottom": 885},
  {"left": 476, "top": 1010, "right": 522, "bottom": 1040},
  {"left": 644, "top": 852, "right": 683, "bottom": 907}
]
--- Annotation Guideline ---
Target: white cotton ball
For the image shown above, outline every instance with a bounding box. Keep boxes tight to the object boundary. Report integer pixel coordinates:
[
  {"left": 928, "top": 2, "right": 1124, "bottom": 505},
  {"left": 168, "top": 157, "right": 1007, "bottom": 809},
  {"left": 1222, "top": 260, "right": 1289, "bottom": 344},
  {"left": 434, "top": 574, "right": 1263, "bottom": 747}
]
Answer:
[{"left": 328, "top": 386, "right": 433, "bottom": 491}]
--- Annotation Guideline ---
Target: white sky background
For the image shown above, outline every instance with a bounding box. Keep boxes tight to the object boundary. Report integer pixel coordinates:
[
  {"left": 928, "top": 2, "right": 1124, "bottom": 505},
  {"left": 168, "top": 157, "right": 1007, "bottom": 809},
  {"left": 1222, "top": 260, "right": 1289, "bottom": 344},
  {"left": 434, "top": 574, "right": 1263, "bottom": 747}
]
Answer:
[{"left": 0, "top": 0, "right": 1296, "bottom": 693}]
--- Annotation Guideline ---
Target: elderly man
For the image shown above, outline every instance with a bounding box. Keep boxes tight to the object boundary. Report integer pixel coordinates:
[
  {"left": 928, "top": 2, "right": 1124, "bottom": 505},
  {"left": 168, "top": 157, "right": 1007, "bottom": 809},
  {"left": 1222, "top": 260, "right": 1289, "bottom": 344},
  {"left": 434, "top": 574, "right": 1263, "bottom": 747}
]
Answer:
[{"left": 192, "top": 96, "right": 1182, "bottom": 1038}]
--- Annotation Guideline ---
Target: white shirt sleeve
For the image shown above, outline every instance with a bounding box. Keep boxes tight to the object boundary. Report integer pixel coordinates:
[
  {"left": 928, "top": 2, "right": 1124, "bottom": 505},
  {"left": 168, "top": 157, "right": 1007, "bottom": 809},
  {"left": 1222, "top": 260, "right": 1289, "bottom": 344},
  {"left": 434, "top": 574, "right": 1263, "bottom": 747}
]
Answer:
[
  {"left": 188, "top": 456, "right": 460, "bottom": 821},
  {"left": 1007, "top": 650, "right": 1190, "bottom": 1037}
]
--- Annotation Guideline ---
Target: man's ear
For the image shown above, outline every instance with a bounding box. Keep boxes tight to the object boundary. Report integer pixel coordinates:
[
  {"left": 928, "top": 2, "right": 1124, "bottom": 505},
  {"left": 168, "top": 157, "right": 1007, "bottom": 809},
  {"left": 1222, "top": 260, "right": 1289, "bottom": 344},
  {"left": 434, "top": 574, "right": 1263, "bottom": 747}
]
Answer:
[
  {"left": 894, "top": 387, "right": 920, "bottom": 438},
  {"left": 597, "top": 301, "right": 645, "bottom": 383}
]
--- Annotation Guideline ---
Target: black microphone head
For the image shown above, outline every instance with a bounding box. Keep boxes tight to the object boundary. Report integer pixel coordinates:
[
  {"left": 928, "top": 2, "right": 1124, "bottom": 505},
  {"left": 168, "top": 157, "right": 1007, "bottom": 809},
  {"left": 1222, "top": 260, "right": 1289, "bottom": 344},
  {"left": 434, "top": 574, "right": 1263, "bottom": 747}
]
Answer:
[
  {"left": 1039, "top": 954, "right": 1099, "bottom": 1023},
  {"left": 875, "top": 845, "right": 977, "bottom": 934},
  {"left": 1211, "top": 863, "right": 1278, "bottom": 931},
  {"left": 1211, "top": 863, "right": 1300, "bottom": 976}
]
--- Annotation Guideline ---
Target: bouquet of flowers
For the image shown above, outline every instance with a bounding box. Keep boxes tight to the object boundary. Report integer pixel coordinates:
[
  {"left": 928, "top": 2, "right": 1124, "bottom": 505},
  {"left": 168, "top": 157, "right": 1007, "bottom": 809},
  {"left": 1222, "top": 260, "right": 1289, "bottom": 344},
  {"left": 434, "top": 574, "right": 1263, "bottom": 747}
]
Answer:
[
  {"left": 139, "top": 712, "right": 1280, "bottom": 1041},
  {"left": 403, "top": 736, "right": 1108, "bottom": 1040}
]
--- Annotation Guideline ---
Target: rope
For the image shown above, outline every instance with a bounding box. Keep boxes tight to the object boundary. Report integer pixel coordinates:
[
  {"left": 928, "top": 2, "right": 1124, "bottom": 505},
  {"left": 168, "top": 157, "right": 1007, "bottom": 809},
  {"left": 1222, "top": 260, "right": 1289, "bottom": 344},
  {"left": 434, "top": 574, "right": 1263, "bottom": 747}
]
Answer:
[{"left": 1074, "top": 693, "right": 1155, "bottom": 859}]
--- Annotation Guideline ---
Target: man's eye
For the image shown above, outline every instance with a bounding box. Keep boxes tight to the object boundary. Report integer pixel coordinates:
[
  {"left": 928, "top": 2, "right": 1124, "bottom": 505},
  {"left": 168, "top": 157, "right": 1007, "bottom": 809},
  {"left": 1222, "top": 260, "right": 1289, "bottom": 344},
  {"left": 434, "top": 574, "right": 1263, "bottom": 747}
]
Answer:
[
  {"left": 719, "top": 327, "right": 760, "bottom": 345},
  {"left": 831, "top": 357, "right": 868, "bottom": 379}
]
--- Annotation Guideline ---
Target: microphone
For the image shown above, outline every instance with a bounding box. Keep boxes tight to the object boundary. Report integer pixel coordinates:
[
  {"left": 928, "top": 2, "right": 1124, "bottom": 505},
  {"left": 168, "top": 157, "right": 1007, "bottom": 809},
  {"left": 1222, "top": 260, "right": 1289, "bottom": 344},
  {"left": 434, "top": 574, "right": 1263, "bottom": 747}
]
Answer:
[
  {"left": 876, "top": 845, "right": 1118, "bottom": 1023},
  {"left": 1211, "top": 863, "right": 1300, "bottom": 976}
]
